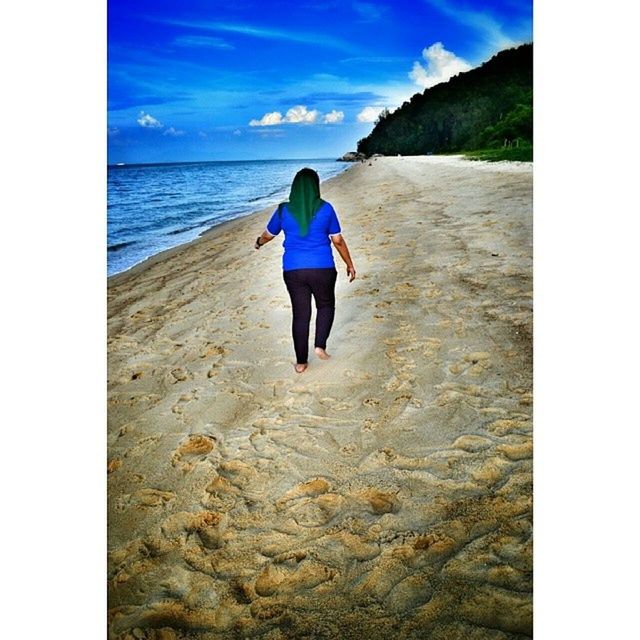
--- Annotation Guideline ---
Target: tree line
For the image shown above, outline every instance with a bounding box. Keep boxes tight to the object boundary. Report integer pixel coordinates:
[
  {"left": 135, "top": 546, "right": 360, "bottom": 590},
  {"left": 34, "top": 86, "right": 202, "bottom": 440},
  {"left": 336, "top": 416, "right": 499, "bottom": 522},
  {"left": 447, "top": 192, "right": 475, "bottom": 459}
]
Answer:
[{"left": 357, "top": 43, "right": 533, "bottom": 157}]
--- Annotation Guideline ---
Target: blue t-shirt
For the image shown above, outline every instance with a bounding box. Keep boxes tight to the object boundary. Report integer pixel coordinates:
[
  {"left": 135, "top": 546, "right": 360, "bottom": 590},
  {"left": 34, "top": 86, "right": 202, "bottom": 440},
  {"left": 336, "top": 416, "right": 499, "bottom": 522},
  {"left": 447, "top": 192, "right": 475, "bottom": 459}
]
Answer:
[{"left": 266, "top": 201, "right": 342, "bottom": 271}]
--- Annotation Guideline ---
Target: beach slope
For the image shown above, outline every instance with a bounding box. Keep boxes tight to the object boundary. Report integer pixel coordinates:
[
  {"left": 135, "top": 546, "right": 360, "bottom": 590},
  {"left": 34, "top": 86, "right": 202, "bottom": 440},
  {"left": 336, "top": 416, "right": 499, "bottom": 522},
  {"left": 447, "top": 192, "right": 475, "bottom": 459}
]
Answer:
[{"left": 108, "top": 156, "right": 533, "bottom": 639}]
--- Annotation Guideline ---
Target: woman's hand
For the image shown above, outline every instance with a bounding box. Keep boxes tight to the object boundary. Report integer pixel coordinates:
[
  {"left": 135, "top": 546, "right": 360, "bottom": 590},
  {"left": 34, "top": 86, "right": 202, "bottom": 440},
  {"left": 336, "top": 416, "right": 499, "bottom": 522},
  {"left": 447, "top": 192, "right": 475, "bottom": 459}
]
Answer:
[
  {"left": 347, "top": 265, "right": 356, "bottom": 282},
  {"left": 255, "top": 230, "right": 275, "bottom": 250}
]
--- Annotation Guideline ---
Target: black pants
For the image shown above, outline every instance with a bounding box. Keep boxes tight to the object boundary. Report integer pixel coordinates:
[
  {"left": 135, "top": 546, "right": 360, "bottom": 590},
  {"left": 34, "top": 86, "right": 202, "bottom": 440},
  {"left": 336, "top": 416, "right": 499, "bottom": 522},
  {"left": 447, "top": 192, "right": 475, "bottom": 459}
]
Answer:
[{"left": 282, "top": 267, "right": 338, "bottom": 364}]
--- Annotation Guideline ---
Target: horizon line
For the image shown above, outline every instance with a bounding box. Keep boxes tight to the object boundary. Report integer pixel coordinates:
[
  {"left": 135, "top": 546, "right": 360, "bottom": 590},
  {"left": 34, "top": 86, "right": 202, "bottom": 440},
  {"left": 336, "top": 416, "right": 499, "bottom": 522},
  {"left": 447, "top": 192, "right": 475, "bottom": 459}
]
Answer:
[{"left": 108, "top": 156, "right": 346, "bottom": 168}]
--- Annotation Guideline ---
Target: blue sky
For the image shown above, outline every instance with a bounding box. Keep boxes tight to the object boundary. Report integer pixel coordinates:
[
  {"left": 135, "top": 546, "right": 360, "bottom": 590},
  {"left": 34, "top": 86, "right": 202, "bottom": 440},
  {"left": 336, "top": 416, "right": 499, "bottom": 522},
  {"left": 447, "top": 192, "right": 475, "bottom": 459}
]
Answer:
[{"left": 108, "top": 0, "right": 532, "bottom": 164}]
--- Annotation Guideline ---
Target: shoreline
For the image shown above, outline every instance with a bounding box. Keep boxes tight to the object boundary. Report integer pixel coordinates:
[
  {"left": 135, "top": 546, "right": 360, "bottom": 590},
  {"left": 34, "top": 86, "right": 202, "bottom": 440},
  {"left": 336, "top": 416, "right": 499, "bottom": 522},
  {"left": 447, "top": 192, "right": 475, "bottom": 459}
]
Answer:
[
  {"left": 107, "top": 162, "right": 354, "bottom": 285},
  {"left": 108, "top": 154, "right": 532, "bottom": 638},
  {"left": 107, "top": 154, "right": 527, "bottom": 285}
]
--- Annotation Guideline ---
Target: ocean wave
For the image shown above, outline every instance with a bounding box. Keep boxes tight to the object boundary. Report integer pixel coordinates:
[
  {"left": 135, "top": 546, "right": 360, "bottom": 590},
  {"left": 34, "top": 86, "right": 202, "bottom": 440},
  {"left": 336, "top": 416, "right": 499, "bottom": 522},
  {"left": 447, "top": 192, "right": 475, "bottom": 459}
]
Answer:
[
  {"left": 247, "top": 187, "right": 286, "bottom": 203},
  {"left": 108, "top": 240, "right": 136, "bottom": 252},
  {"left": 167, "top": 224, "right": 206, "bottom": 236}
]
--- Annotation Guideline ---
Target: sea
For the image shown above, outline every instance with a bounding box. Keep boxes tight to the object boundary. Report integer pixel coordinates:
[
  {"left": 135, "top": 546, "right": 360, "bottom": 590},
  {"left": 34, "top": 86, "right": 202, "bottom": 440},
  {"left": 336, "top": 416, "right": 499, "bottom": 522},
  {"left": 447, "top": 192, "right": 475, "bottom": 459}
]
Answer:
[{"left": 107, "top": 158, "right": 350, "bottom": 277}]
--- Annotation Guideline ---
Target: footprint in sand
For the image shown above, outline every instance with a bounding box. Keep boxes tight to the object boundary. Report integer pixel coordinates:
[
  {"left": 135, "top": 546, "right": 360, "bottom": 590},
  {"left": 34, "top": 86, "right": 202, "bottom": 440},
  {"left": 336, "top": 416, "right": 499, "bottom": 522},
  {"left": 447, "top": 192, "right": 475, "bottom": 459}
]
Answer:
[
  {"left": 207, "top": 365, "right": 221, "bottom": 378},
  {"left": 393, "top": 282, "right": 420, "bottom": 299},
  {"left": 169, "top": 367, "right": 192, "bottom": 383},
  {"left": 286, "top": 493, "right": 346, "bottom": 527},
  {"left": 423, "top": 284, "right": 442, "bottom": 299},
  {"left": 107, "top": 458, "right": 123, "bottom": 474},
  {"left": 199, "top": 342, "right": 228, "bottom": 359},
  {"left": 470, "top": 457, "right": 510, "bottom": 487},
  {"left": 171, "top": 390, "right": 199, "bottom": 414},
  {"left": 275, "top": 477, "right": 332, "bottom": 509},
  {"left": 119, "top": 488, "right": 175, "bottom": 510},
  {"left": 214, "top": 459, "right": 258, "bottom": 490},
  {"left": 160, "top": 510, "right": 228, "bottom": 549},
  {"left": 340, "top": 442, "right": 358, "bottom": 456},
  {"left": 351, "top": 547, "right": 413, "bottom": 602},
  {"left": 248, "top": 427, "right": 278, "bottom": 456},
  {"left": 355, "top": 488, "right": 402, "bottom": 515},
  {"left": 359, "top": 447, "right": 453, "bottom": 480},
  {"left": 171, "top": 434, "right": 217, "bottom": 470},
  {"left": 384, "top": 573, "right": 436, "bottom": 613},
  {"left": 123, "top": 435, "right": 161, "bottom": 459},
  {"left": 205, "top": 474, "right": 240, "bottom": 498},
  {"left": 319, "top": 397, "right": 354, "bottom": 412},
  {"left": 421, "top": 337, "right": 442, "bottom": 357},
  {"left": 284, "top": 387, "right": 315, "bottom": 410},
  {"left": 496, "top": 439, "right": 533, "bottom": 461},
  {"left": 487, "top": 418, "right": 531, "bottom": 436},
  {"left": 254, "top": 559, "right": 337, "bottom": 597},
  {"left": 116, "top": 423, "right": 133, "bottom": 438},
  {"left": 385, "top": 375, "right": 413, "bottom": 392},
  {"left": 448, "top": 351, "right": 492, "bottom": 376},
  {"left": 452, "top": 434, "right": 494, "bottom": 453}
]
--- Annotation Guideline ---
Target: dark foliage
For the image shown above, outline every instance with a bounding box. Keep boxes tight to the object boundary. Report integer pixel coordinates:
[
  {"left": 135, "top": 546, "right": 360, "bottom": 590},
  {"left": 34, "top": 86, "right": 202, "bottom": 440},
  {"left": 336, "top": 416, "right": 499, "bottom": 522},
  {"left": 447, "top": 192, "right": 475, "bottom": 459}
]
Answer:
[{"left": 357, "top": 44, "right": 533, "bottom": 157}]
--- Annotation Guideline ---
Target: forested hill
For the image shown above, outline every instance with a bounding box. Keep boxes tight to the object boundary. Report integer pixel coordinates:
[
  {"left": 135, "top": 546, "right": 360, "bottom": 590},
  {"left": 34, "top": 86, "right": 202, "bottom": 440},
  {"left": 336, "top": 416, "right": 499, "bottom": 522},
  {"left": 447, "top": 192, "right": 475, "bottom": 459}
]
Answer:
[{"left": 357, "top": 43, "right": 533, "bottom": 157}]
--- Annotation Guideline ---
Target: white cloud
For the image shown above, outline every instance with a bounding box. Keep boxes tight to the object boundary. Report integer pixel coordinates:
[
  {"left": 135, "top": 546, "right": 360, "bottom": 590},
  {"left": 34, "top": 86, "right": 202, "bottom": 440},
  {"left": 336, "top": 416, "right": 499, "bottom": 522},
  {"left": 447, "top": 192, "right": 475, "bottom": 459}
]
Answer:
[
  {"left": 249, "top": 111, "right": 283, "bottom": 126},
  {"left": 198, "top": 131, "right": 208, "bottom": 139},
  {"left": 163, "top": 127, "right": 185, "bottom": 137},
  {"left": 137, "top": 111, "right": 163, "bottom": 128},
  {"left": 422, "top": 0, "right": 524, "bottom": 53},
  {"left": 249, "top": 105, "right": 320, "bottom": 126},
  {"left": 409, "top": 42, "right": 472, "bottom": 89},
  {"left": 154, "top": 18, "right": 357, "bottom": 53},
  {"left": 323, "top": 110, "right": 345, "bottom": 124},
  {"left": 107, "top": 127, "right": 120, "bottom": 137},
  {"left": 284, "top": 105, "right": 320, "bottom": 124},
  {"left": 357, "top": 106, "right": 383, "bottom": 123},
  {"left": 233, "top": 129, "right": 242, "bottom": 136},
  {"left": 173, "top": 35, "right": 234, "bottom": 49}
]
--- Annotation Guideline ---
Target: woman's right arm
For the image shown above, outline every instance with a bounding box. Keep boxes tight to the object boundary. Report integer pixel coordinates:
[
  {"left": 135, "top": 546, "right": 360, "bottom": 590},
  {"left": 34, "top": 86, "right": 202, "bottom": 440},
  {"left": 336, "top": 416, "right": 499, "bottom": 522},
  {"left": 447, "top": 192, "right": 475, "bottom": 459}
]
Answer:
[{"left": 330, "top": 234, "right": 356, "bottom": 282}]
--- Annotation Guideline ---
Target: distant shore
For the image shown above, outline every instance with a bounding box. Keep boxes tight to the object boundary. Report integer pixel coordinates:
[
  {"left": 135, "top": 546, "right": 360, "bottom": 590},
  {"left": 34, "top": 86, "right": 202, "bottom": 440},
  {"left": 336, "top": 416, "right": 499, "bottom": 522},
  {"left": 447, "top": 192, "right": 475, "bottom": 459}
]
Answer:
[{"left": 108, "top": 155, "right": 533, "bottom": 639}]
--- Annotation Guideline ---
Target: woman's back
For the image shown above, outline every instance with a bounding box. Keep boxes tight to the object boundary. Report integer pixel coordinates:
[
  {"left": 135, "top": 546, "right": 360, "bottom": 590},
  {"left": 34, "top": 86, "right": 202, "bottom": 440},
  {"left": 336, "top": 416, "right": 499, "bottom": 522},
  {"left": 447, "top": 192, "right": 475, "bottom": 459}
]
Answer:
[{"left": 266, "top": 201, "right": 342, "bottom": 271}]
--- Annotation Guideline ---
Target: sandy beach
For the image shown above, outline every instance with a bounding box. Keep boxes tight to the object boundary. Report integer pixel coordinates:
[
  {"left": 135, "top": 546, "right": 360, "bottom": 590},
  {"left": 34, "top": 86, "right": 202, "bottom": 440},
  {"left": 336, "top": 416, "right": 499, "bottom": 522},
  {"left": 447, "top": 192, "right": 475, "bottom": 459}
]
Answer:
[{"left": 107, "top": 156, "right": 532, "bottom": 639}]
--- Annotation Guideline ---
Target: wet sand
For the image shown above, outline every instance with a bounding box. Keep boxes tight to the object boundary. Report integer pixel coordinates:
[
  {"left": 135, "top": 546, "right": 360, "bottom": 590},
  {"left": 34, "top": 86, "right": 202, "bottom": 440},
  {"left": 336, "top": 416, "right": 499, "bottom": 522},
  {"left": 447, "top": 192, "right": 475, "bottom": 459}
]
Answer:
[{"left": 107, "top": 155, "right": 533, "bottom": 639}]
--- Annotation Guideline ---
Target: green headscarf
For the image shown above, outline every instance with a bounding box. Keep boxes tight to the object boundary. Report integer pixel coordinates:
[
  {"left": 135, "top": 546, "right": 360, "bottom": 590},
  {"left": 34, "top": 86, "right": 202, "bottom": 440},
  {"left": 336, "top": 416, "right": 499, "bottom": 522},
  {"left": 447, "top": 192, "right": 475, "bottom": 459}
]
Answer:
[{"left": 281, "top": 168, "right": 325, "bottom": 237}]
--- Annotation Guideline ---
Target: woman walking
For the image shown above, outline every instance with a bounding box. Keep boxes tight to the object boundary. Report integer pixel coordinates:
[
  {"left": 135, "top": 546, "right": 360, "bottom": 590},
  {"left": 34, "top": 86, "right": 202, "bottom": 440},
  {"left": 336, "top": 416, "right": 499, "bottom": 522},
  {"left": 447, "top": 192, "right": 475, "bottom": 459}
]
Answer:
[{"left": 254, "top": 168, "right": 356, "bottom": 373}]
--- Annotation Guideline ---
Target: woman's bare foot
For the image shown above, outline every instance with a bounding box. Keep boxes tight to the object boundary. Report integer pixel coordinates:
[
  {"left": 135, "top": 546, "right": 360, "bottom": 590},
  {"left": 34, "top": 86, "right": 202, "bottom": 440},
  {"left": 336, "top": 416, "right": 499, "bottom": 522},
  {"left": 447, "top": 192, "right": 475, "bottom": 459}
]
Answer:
[
  {"left": 294, "top": 363, "right": 308, "bottom": 373},
  {"left": 314, "top": 347, "right": 331, "bottom": 360}
]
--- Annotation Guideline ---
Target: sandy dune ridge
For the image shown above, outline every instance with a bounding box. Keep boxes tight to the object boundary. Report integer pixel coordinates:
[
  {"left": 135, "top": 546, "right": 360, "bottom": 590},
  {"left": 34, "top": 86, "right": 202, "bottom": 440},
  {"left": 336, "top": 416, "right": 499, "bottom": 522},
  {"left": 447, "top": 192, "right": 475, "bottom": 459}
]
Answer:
[{"left": 107, "top": 156, "right": 533, "bottom": 639}]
